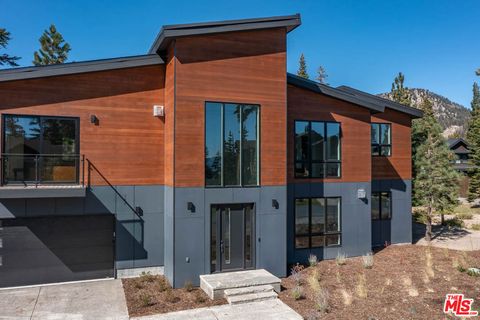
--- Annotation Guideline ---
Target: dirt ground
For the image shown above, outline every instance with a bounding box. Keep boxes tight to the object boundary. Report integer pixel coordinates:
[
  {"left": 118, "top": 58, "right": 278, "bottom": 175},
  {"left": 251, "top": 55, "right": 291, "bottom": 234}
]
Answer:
[
  {"left": 122, "top": 274, "right": 226, "bottom": 317},
  {"left": 279, "top": 245, "right": 480, "bottom": 320}
]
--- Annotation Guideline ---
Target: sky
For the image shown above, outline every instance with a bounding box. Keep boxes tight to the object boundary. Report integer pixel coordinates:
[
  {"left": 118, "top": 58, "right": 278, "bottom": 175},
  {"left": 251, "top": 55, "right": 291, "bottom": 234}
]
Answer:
[{"left": 1, "top": 0, "right": 479, "bottom": 107}]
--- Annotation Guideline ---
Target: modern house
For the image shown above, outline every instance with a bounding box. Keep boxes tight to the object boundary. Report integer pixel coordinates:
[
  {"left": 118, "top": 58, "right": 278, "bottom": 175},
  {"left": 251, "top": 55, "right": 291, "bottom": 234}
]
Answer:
[
  {"left": 0, "top": 14, "right": 422, "bottom": 289},
  {"left": 447, "top": 138, "right": 473, "bottom": 172}
]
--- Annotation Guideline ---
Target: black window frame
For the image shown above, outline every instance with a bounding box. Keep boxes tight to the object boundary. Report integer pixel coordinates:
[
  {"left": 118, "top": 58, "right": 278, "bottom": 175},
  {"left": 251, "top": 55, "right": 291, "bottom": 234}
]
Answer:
[
  {"left": 294, "top": 197, "right": 342, "bottom": 249},
  {"left": 371, "top": 123, "right": 392, "bottom": 157},
  {"left": 204, "top": 101, "right": 260, "bottom": 188},
  {"left": 371, "top": 191, "right": 392, "bottom": 220},
  {"left": 294, "top": 120, "right": 342, "bottom": 179}
]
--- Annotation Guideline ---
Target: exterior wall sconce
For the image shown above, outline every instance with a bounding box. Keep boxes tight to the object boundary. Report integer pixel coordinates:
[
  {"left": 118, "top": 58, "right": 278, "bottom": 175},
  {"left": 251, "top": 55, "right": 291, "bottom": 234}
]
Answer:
[
  {"left": 272, "top": 199, "right": 279, "bottom": 209},
  {"left": 357, "top": 189, "right": 367, "bottom": 199},
  {"left": 135, "top": 206, "right": 143, "bottom": 216},
  {"left": 187, "top": 202, "right": 195, "bottom": 213},
  {"left": 90, "top": 114, "right": 99, "bottom": 125}
]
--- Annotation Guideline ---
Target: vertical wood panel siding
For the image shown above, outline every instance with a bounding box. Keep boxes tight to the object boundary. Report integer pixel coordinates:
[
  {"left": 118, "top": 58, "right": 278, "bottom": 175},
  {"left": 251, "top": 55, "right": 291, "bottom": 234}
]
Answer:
[
  {"left": 371, "top": 109, "right": 412, "bottom": 180},
  {"left": 173, "top": 28, "right": 287, "bottom": 187},
  {"left": 0, "top": 65, "right": 165, "bottom": 186},
  {"left": 287, "top": 84, "right": 372, "bottom": 183}
]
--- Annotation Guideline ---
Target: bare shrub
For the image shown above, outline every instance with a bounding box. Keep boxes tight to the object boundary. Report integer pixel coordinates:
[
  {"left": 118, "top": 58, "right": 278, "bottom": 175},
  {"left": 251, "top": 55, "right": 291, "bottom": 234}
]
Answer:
[
  {"left": 340, "top": 288, "right": 352, "bottom": 306},
  {"left": 291, "top": 285, "right": 304, "bottom": 300},
  {"left": 336, "top": 252, "right": 347, "bottom": 266},
  {"left": 291, "top": 263, "right": 304, "bottom": 286},
  {"left": 308, "top": 254, "right": 318, "bottom": 267},
  {"left": 139, "top": 293, "right": 155, "bottom": 307},
  {"left": 362, "top": 252, "right": 374, "bottom": 269},
  {"left": 355, "top": 273, "right": 368, "bottom": 298},
  {"left": 314, "top": 287, "right": 329, "bottom": 313}
]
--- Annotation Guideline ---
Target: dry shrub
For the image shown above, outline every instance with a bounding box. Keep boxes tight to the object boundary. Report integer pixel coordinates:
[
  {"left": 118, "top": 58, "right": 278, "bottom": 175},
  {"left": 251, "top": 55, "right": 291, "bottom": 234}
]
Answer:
[
  {"left": 291, "top": 263, "right": 304, "bottom": 286},
  {"left": 340, "top": 288, "right": 352, "bottom": 306},
  {"left": 291, "top": 285, "right": 304, "bottom": 300},
  {"left": 336, "top": 271, "right": 342, "bottom": 284},
  {"left": 184, "top": 281, "right": 194, "bottom": 292},
  {"left": 308, "top": 254, "right": 318, "bottom": 267},
  {"left": 308, "top": 270, "right": 321, "bottom": 293},
  {"left": 140, "top": 271, "right": 156, "bottom": 283},
  {"left": 336, "top": 252, "right": 347, "bottom": 266},
  {"left": 314, "top": 287, "right": 329, "bottom": 313},
  {"left": 362, "top": 252, "right": 374, "bottom": 269},
  {"left": 355, "top": 273, "right": 368, "bottom": 298},
  {"left": 425, "top": 248, "right": 435, "bottom": 279},
  {"left": 139, "top": 293, "right": 155, "bottom": 307}
]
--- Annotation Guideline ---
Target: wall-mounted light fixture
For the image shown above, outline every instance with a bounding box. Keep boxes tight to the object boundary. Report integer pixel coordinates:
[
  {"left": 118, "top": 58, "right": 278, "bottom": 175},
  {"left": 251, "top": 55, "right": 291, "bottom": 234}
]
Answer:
[
  {"left": 135, "top": 206, "right": 144, "bottom": 216},
  {"left": 187, "top": 202, "right": 195, "bottom": 213},
  {"left": 357, "top": 189, "right": 367, "bottom": 199},
  {"left": 90, "top": 114, "right": 99, "bottom": 125},
  {"left": 153, "top": 105, "right": 165, "bottom": 117},
  {"left": 272, "top": 199, "right": 279, "bottom": 210}
]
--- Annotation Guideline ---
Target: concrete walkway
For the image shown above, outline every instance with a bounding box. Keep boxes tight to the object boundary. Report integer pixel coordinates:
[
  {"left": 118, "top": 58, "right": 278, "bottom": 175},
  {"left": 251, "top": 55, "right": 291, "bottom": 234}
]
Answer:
[
  {"left": 0, "top": 279, "right": 129, "bottom": 320},
  {"left": 132, "top": 299, "right": 303, "bottom": 320},
  {"left": 413, "top": 222, "right": 480, "bottom": 251}
]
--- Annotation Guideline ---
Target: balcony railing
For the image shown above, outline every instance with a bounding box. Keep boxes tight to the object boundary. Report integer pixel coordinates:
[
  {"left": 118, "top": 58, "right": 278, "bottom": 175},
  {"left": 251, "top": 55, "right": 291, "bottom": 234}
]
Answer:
[{"left": 0, "top": 153, "right": 85, "bottom": 186}]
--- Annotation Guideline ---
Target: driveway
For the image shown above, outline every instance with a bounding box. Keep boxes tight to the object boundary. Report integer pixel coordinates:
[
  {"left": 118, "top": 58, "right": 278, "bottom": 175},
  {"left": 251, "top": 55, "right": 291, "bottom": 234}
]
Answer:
[
  {"left": 413, "top": 222, "right": 480, "bottom": 251},
  {"left": 0, "top": 279, "right": 129, "bottom": 320}
]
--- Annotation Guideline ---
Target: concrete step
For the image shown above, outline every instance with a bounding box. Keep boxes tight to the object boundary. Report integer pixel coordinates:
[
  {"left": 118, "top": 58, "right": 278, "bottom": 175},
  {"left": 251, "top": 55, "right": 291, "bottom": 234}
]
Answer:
[
  {"left": 200, "top": 269, "right": 281, "bottom": 300},
  {"left": 224, "top": 284, "right": 275, "bottom": 297},
  {"left": 227, "top": 290, "right": 278, "bottom": 305}
]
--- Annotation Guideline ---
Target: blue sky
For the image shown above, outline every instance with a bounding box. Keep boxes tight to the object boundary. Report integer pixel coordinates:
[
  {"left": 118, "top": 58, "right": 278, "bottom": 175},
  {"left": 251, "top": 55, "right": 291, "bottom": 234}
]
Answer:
[{"left": 1, "top": 0, "right": 479, "bottom": 107}]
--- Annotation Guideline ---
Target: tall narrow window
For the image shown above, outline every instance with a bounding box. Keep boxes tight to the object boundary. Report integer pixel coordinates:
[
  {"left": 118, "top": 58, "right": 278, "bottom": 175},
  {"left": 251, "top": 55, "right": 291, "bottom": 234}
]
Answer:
[
  {"left": 371, "top": 123, "right": 391, "bottom": 156},
  {"left": 294, "top": 197, "right": 341, "bottom": 248},
  {"left": 294, "top": 121, "right": 341, "bottom": 178},
  {"left": 205, "top": 102, "right": 259, "bottom": 187},
  {"left": 371, "top": 192, "right": 391, "bottom": 220}
]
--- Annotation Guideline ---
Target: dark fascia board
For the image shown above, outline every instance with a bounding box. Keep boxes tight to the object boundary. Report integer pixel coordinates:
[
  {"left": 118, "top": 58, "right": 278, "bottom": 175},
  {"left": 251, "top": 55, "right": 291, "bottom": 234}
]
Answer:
[
  {"left": 336, "top": 85, "right": 424, "bottom": 119},
  {"left": 0, "top": 54, "right": 164, "bottom": 83},
  {"left": 287, "top": 73, "right": 385, "bottom": 113},
  {"left": 149, "top": 14, "right": 301, "bottom": 54}
]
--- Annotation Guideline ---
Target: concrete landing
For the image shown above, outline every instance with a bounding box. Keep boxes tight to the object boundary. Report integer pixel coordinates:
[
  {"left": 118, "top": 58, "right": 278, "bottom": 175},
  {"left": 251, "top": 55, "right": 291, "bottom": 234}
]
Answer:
[
  {"left": 200, "top": 269, "right": 281, "bottom": 300},
  {"left": 132, "top": 299, "right": 303, "bottom": 320}
]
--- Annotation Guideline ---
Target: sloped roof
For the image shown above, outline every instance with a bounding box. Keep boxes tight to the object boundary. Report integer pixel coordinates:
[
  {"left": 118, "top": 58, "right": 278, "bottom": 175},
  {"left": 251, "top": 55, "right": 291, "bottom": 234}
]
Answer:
[
  {"left": 0, "top": 54, "right": 163, "bottom": 82},
  {"left": 288, "top": 73, "right": 423, "bottom": 118},
  {"left": 149, "top": 14, "right": 301, "bottom": 54}
]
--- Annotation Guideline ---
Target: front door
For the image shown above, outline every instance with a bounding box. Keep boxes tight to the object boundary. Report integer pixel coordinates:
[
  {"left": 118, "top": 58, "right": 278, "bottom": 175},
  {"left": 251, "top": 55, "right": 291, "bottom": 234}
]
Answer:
[{"left": 211, "top": 203, "right": 255, "bottom": 272}]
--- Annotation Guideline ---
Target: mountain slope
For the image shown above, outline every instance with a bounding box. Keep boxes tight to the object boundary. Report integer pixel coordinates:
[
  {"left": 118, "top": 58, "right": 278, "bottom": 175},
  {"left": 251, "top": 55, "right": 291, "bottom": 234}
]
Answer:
[{"left": 380, "top": 89, "right": 470, "bottom": 138}]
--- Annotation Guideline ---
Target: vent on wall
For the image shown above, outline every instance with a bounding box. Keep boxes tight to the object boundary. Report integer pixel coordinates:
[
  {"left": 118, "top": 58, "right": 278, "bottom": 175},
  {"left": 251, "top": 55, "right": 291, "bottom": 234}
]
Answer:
[{"left": 153, "top": 105, "right": 165, "bottom": 117}]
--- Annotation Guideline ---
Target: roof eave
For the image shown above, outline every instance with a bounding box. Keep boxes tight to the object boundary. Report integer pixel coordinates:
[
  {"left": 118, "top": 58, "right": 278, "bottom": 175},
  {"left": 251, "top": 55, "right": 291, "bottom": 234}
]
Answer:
[
  {"left": 149, "top": 14, "right": 301, "bottom": 54},
  {"left": 0, "top": 54, "right": 164, "bottom": 83}
]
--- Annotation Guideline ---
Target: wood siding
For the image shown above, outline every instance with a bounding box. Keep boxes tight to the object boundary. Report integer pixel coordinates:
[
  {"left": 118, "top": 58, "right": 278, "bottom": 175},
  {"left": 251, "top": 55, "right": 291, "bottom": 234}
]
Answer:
[
  {"left": 0, "top": 65, "right": 165, "bottom": 186},
  {"left": 371, "top": 109, "right": 412, "bottom": 180},
  {"left": 172, "top": 28, "right": 287, "bottom": 187},
  {"left": 287, "top": 84, "right": 372, "bottom": 183}
]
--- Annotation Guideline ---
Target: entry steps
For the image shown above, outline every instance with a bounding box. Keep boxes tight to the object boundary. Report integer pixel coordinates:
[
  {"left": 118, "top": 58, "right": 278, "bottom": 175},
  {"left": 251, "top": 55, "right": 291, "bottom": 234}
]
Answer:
[
  {"left": 199, "top": 269, "right": 281, "bottom": 304},
  {"left": 224, "top": 284, "right": 278, "bottom": 305}
]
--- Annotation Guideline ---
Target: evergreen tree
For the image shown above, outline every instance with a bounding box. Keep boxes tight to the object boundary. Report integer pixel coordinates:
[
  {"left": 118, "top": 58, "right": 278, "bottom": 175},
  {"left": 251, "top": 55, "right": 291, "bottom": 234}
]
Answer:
[
  {"left": 297, "top": 53, "right": 309, "bottom": 79},
  {"left": 33, "top": 24, "right": 71, "bottom": 66},
  {"left": 467, "top": 82, "right": 480, "bottom": 201},
  {"left": 316, "top": 66, "right": 328, "bottom": 85},
  {"left": 0, "top": 28, "right": 20, "bottom": 67},
  {"left": 390, "top": 72, "right": 411, "bottom": 106},
  {"left": 414, "top": 98, "right": 459, "bottom": 241}
]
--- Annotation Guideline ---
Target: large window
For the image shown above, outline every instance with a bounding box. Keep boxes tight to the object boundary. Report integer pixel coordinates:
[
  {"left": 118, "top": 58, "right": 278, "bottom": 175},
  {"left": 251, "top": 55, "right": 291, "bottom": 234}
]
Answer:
[
  {"left": 371, "top": 192, "right": 391, "bottom": 220},
  {"left": 295, "top": 121, "right": 341, "bottom": 178},
  {"left": 205, "top": 102, "right": 259, "bottom": 187},
  {"left": 295, "top": 197, "right": 341, "bottom": 249},
  {"left": 2, "top": 114, "right": 79, "bottom": 184},
  {"left": 371, "top": 123, "right": 391, "bottom": 156}
]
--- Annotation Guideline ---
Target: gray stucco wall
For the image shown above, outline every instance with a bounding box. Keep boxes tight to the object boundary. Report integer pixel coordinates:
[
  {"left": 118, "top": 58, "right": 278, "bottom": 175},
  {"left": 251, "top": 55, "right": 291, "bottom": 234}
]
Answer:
[
  {"left": 287, "top": 179, "right": 412, "bottom": 266},
  {"left": 0, "top": 184, "right": 165, "bottom": 271},
  {"left": 164, "top": 186, "right": 287, "bottom": 288}
]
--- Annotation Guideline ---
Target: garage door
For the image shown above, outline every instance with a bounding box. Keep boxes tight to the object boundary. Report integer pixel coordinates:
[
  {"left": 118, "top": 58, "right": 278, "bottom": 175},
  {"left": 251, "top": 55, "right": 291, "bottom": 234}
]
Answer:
[{"left": 0, "top": 215, "right": 114, "bottom": 288}]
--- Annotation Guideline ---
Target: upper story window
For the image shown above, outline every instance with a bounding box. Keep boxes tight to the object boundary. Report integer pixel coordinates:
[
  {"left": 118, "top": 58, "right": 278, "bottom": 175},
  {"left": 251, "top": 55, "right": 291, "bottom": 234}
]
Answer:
[
  {"left": 371, "top": 192, "right": 391, "bottom": 220},
  {"left": 295, "top": 197, "right": 341, "bottom": 249},
  {"left": 295, "top": 121, "right": 341, "bottom": 178},
  {"left": 205, "top": 102, "right": 259, "bottom": 187},
  {"left": 371, "top": 123, "right": 391, "bottom": 156}
]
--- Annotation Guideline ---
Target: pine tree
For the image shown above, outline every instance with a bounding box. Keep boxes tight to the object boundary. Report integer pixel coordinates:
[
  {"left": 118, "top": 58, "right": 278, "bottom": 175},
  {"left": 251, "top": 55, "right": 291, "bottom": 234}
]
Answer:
[
  {"left": 0, "top": 28, "right": 20, "bottom": 67},
  {"left": 390, "top": 72, "right": 411, "bottom": 106},
  {"left": 414, "top": 98, "right": 459, "bottom": 241},
  {"left": 33, "top": 24, "right": 71, "bottom": 66},
  {"left": 297, "top": 53, "right": 309, "bottom": 79},
  {"left": 467, "top": 82, "right": 480, "bottom": 201},
  {"left": 316, "top": 66, "right": 328, "bottom": 85}
]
